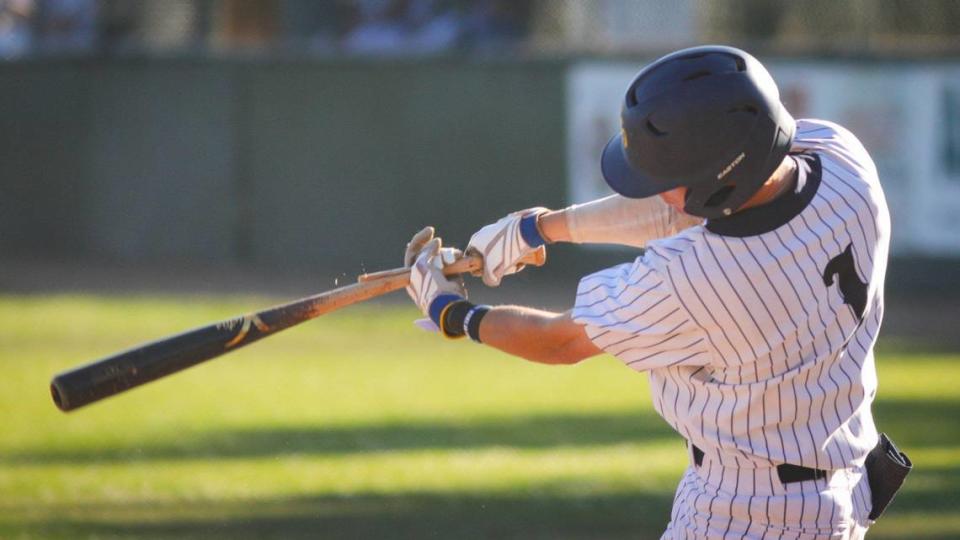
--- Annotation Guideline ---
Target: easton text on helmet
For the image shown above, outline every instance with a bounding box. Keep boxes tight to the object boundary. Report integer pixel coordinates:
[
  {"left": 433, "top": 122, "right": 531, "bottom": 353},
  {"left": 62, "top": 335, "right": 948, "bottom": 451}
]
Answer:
[{"left": 717, "top": 152, "right": 746, "bottom": 181}]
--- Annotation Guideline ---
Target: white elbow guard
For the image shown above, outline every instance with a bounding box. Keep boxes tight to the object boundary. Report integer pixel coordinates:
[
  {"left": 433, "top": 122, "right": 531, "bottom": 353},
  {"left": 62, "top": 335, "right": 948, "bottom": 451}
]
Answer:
[{"left": 565, "top": 195, "right": 702, "bottom": 248}]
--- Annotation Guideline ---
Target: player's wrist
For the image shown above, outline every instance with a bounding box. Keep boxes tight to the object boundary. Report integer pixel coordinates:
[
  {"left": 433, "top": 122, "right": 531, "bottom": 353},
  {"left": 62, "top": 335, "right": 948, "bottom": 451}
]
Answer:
[
  {"left": 519, "top": 212, "right": 549, "bottom": 247},
  {"left": 438, "top": 299, "right": 491, "bottom": 342},
  {"left": 534, "top": 209, "right": 568, "bottom": 244},
  {"left": 428, "top": 294, "right": 464, "bottom": 327},
  {"left": 463, "top": 304, "right": 490, "bottom": 342}
]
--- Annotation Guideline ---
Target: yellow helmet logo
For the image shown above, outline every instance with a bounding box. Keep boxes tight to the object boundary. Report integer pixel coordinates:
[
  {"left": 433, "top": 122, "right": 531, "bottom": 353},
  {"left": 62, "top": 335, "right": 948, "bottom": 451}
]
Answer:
[{"left": 621, "top": 127, "right": 629, "bottom": 149}]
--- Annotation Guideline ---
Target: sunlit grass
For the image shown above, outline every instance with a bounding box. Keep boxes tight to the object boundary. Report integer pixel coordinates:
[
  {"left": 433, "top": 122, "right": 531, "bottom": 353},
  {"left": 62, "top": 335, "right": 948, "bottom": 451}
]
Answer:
[{"left": 0, "top": 294, "right": 956, "bottom": 538}]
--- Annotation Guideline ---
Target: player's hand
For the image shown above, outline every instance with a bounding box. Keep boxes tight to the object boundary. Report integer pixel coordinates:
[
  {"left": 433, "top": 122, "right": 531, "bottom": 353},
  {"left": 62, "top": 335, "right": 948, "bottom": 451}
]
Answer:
[
  {"left": 405, "top": 228, "right": 466, "bottom": 318},
  {"left": 466, "top": 208, "right": 549, "bottom": 287}
]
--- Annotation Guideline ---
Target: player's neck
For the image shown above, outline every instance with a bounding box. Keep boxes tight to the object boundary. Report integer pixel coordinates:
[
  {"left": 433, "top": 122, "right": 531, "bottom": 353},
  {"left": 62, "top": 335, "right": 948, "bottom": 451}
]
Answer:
[{"left": 737, "top": 157, "right": 797, "bottom": 212}]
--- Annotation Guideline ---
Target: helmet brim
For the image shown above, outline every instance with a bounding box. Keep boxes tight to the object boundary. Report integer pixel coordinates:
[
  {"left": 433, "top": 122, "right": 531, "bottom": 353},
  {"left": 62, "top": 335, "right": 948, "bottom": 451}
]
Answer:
[{"left": 600, "top": 134, "right": 680, "bottom": 199}]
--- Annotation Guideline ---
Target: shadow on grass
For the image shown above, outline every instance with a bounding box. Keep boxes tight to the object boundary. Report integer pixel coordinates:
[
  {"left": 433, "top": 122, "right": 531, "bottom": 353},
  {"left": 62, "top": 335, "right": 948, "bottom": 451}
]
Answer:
[
  {"left": 3, "top": 492, "right": 676, "bottom": 540},
  {"left": 5, "top": 479, "right": 960, "bottom": 540},
  {"left": 5, "top": 396, "right": 956, "bottom": 465},
  {"left": 2, "top": 410, "right": 680, "bottom": 465},
  {"left": 6, "top": 492, "right": 675, "bottom": 540},
  {"left": 2, "top": 397, "right": 958, "bottom": 538},
  {"left": 875, "top": 337, "right": 960, "bottom": 356},
  {"left": 887, "top": 464, "right": 960, "bottom": 513},
  {"left": 872, "top": 397, "right": 960, "bottom": 449}
]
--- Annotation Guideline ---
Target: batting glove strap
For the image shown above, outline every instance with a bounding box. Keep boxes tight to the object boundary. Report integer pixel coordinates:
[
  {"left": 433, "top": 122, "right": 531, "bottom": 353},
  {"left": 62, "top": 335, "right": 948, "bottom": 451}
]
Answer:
[
  {"left": 429, "top": 294, "right": 464, "bottom": 327},
  {"left": 519, "top": 213, "right": 548, "bottom": 248}
]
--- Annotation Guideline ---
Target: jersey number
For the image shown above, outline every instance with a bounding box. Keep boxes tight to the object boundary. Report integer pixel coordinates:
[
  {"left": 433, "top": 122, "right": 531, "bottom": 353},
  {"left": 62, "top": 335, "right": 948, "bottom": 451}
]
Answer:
[{"left": 822, "top": 243, "right": 867, "bottom": 321}]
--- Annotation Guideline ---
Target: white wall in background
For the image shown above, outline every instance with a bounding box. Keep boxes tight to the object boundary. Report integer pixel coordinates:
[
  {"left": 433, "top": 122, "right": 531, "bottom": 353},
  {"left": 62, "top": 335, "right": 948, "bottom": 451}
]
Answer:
[{"left": 567, "top": 61, "right": 960, "bottom": 256}]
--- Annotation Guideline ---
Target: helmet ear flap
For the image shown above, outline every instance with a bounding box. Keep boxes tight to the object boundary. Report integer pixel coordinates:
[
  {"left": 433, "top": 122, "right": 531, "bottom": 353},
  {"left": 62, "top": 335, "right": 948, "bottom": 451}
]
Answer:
[
  {"left": 684, "top": 183, "right": 754, "bottom": 218},
  {"left": 705, "top": 185, "right": 736, "bottom": 208}
]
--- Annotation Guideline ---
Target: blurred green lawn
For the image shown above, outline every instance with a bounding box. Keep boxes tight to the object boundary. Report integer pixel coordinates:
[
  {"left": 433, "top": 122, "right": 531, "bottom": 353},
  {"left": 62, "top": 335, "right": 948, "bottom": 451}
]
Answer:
[{"left": 0, "top": 295, "right": 957, "bottom": 539}]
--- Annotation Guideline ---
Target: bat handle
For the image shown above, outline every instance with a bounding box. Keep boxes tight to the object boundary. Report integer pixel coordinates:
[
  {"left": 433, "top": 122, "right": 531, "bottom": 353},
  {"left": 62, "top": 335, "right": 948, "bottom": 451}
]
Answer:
[
  {"left": 357, "top": 246, "right": 547, "bottom": 284},
  {"left": 443, "top": 245, "right": 547, "bottom": 275}
]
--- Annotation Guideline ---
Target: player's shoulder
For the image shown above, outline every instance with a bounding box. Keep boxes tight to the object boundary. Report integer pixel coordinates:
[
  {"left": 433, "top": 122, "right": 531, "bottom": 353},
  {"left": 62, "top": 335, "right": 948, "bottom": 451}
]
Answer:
[
  {"left": 794, "top": 118, "right": 857, "bottom": 142},
  {"left": 641, "top": 226, "right": 705, "bottom": 270},
  {"left": 792, "top": 118, "right": 878, "bottom": 180},
  {"left": 575, "top": 258, "right": 657, "bottom": 301}
]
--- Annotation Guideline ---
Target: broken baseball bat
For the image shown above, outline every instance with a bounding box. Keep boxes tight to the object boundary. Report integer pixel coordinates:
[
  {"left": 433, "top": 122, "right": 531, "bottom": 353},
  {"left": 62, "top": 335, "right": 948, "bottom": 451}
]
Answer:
[{"left": 50, "top": 248, "right": 546, "bottom": 412}]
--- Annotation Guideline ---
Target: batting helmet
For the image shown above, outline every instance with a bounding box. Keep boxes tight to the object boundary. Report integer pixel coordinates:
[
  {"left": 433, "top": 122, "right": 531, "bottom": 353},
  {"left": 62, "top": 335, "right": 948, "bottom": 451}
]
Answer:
[{"left": 601, "top": 45, "right": 796, "bottom": 219}]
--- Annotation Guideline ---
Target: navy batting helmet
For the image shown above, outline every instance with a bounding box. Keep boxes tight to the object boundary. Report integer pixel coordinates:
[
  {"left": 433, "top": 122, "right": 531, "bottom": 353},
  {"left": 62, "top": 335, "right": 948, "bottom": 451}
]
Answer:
[{"left": 601, "top": 45, "right": 796, "bottom": 219}]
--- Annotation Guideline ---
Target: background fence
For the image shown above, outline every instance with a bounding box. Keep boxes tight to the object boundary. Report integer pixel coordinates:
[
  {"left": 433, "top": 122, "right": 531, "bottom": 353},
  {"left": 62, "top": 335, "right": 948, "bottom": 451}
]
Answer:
[
  {"left": 1, "top": 58, "right": 567, "bottom": 273},
  {"left": 2, "top": 0, "right": 960, "bottom": 285}
]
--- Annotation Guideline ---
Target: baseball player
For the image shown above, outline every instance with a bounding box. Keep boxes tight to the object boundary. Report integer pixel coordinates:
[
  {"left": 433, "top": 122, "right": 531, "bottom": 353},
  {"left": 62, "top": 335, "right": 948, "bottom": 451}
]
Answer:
[{"left": 404, "top": 46, "right": 910, "bottom": 539}]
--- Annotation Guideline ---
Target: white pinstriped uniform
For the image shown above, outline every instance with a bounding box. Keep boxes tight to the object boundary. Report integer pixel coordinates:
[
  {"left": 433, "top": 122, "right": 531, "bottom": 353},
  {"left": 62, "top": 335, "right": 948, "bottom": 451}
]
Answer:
[{"left": 572, "top": 119, "right": 888, "bottom": 538}]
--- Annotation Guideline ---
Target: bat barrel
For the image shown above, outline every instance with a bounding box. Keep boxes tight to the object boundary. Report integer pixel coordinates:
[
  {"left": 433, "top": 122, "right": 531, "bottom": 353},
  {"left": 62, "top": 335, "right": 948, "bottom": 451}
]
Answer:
[
  {"left": 48, "top": 281, "right": 367, "bottom": 412},
  {"left": 50, "top": 324, "right": 253, "bottom": 412},
  {"left": 50, "top": 354, "right": 137, "bottom": 412},
  {"left": 51, "top": 356, "right": 140, "bottom": 412}
]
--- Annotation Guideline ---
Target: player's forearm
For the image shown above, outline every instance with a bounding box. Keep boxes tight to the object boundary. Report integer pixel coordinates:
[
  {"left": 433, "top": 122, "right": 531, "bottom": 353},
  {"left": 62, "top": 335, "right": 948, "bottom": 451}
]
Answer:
[
  {"left": 536, "top": 195, "right": 703, "bottom": 248},
  {"left": 536, "top": 209, "right": 572, "bottom": 243},
  {"left": 477, "top": 306, "right": 600, "bottom": 365}
]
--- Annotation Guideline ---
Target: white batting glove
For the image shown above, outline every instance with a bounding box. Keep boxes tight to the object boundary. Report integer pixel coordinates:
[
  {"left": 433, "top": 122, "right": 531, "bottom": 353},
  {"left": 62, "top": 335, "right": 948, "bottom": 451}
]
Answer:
[
  {"left": 404, "top": 226, "right": 436, "bottom": 267},
  {"left": 404, "top": 228, "right": 466, "bottom": 330},
  {"left": 466, "top": 208, "right": 549, "bottom": 287}
]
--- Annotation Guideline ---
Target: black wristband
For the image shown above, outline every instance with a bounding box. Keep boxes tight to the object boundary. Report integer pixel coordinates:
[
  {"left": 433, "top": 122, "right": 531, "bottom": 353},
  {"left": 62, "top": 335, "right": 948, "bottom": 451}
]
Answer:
[
  {"left": 465, "top": 305, "right": 491, "bottom": 343},
  {"left": 440, "top": 300, "right": 473, "bottom": 338}
]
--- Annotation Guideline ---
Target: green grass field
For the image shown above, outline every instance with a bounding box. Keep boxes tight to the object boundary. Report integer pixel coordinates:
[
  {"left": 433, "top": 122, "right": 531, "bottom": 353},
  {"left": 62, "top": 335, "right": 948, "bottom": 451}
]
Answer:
[{"left": 0, "top": 295, "right": 957, "bottom": 539}]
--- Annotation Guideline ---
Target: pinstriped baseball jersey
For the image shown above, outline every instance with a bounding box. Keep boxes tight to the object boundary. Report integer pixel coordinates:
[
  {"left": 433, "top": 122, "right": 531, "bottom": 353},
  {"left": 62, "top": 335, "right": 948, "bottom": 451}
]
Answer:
[{"left": 572, "top": 119, "right": 889, "bottom": 471}]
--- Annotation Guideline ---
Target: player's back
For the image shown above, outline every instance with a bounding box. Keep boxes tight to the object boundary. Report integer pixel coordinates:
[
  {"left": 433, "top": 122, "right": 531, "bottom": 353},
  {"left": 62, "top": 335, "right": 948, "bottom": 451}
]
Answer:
[{"left": 573, "top": 119, "right": 890, "bottom": 469}]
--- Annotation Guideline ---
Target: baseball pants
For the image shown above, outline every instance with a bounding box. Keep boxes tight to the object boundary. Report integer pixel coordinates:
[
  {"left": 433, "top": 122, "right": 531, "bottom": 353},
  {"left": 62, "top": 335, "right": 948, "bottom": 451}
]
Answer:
[{"left": 662, "top": 452, "right": 872, "bottom": 539}]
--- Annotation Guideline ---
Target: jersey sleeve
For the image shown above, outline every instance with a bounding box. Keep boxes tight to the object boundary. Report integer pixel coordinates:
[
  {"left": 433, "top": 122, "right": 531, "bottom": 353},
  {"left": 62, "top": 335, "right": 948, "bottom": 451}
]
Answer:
[{"left": 571, "top": 259, "right": 711, "bottom": 371}]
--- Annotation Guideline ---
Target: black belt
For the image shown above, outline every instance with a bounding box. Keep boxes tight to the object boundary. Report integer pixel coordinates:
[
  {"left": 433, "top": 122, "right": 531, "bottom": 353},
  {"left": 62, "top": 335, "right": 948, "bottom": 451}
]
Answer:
[{"left": 691, "top": 444, "right": 829, "bottom": 484}]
